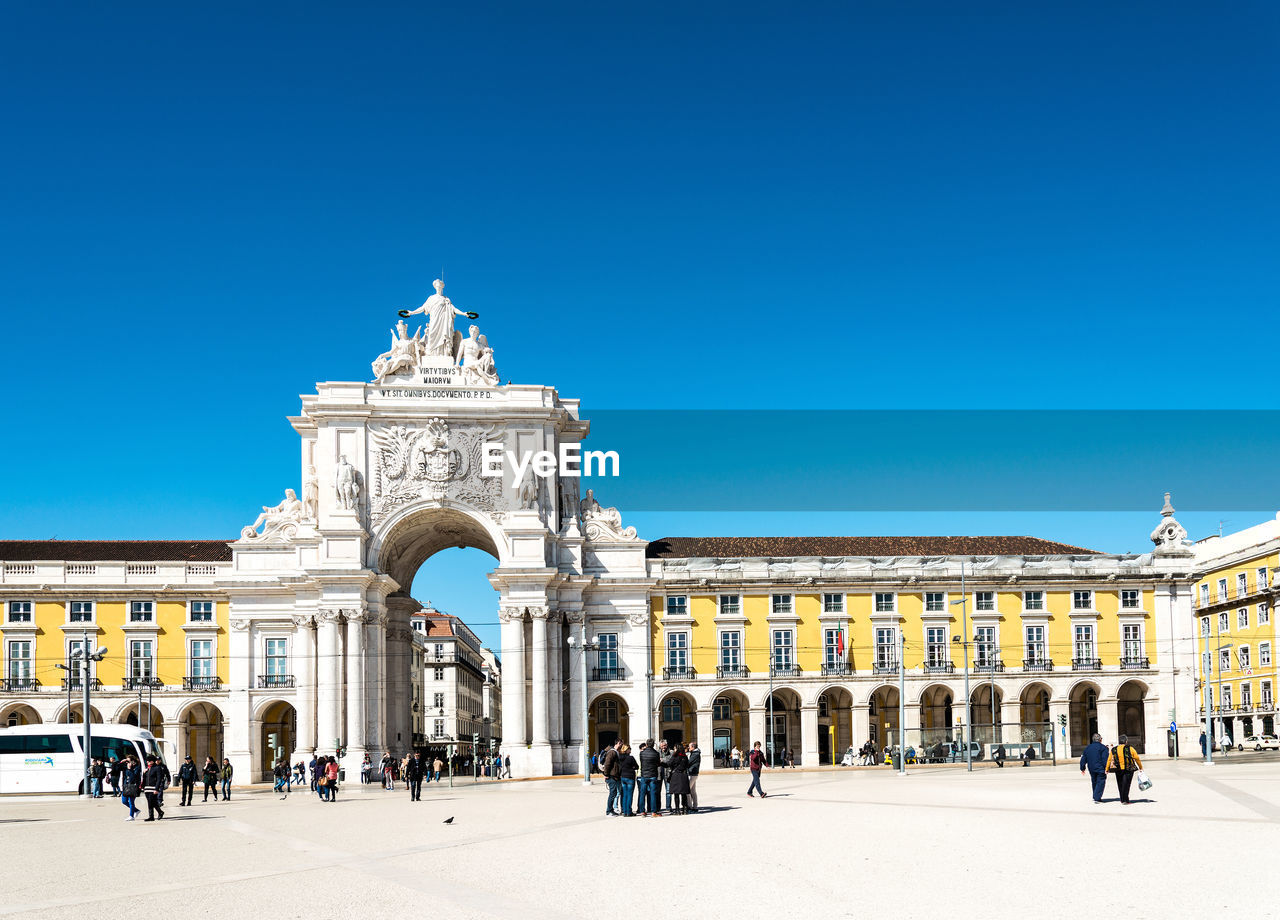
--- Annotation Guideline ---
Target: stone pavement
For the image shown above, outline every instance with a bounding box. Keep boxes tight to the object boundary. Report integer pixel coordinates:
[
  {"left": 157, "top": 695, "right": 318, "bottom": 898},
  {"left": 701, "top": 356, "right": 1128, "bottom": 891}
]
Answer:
[{"left": 2, "top": 759, "right": 1276, "bottom": 919}]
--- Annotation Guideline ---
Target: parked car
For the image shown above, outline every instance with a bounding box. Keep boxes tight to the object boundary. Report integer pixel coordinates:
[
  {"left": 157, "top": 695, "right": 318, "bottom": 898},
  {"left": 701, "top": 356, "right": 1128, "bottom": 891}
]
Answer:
[{"left": 1244, "top": 734, "right": 1280, "bottom": 751}]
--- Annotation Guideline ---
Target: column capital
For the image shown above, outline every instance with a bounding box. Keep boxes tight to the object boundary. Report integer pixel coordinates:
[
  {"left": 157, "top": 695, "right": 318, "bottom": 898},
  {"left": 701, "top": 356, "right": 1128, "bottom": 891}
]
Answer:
[
  {"left": 291, "top": 613, "right": 316, "bottom": 630},
  {"left": 367, "top": 612, "right": 388, "bottom": 628},
  {"left": 528, "top": 606, "right": 551, "bottom": 621},
  {"left": 386, "top": 625, "right": 414, "bottom": 643},
  {"left": 498, "top": 606, "right": 525, "bottom": 623},
  {"left": 317, "top": 608, "right": 345, "bottom": 625},
  {"left": 345, "top": 608, "right": 369, "bottom": 624},
  {"left": 562, "top": 608, "right": 584, "bottom": 624}
]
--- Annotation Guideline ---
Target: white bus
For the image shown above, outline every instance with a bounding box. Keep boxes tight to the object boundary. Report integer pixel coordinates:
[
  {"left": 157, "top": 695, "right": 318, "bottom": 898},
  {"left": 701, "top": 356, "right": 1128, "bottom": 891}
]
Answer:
[{"left": 0, "top": 724, "right": 175, "bottom": 794}]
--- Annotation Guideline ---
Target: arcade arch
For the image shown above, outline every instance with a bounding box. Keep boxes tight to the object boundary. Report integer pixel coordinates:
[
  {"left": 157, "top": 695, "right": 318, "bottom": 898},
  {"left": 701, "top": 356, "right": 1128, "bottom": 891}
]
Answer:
[{"left": 1, "top": 703, "right": 40, "bottom": 726}]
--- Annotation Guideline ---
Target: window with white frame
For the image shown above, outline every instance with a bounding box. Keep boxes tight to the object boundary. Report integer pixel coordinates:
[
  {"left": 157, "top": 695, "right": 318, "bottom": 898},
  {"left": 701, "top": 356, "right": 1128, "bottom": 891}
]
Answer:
[
  {"left": 823, "top": 628, "right": 842, "bottom": 665},
  {"left": 1221, "top": 685, "right": 1232, "bottom": 708},
  {"left": 666, "top": 595, "right": 688, "bottom": 617},
  {"left": 1239, "top": 646, "right": 1251, "bottom": 670},
  {"left": 1218, "top": 578, "right": 1228, "bottom": 601},
  {"left": 1074, "top": 624, "right": 1095, "bottom": 661},
  {"left": 1073, "top": 590, "right": 1092, "bottom": 610},
  {"left": 1263, "top": 680, "right": 1273, "bottom": 706},
  {"left": 1200, "top": 583, "right": 1209, "bottom": 606},
  {"left": 661, "top": 696, "right": 683, "bottom": 722},
  {"left": 1122, "top": 624, "right": 1142, "bottom": 661},
  {"left": 925, "top": 592, "right": 945, "bottom": 612},
  {"left": 69, "top": 601, "right": 94, "bottom": 623},
  {"left": 771, "top": 594, "right": 793, "bottom": 616},
  {"left": 1260, "top": 603, "right": 1270, "bottom": 626},
  {"left": 1242, "top": 683, "right": 1253, "bottom": 707},
  {"left": 666, "top": 632, "right": 689, "bottom": 672},
  {"left": 1219, "top": 612, "right": 1229, "bottom": 633},
  {"left": 190, "top": 600, "right": 214, "bottom": 622},
  {"left": 1025, "top": 626, "right": 1046, "bottom": 664},
  {"left": 433, "top": 667, "right": 444, "bottom": 680},
  {"left": 713, "top": 696, "right": 731, "bottom": 720},
  {"left": 925, "top": 626, "right": 947, "bottom": 665},
  {"left": 265, "top": 638, "right": 287, "bottom": 677},
  {"left": 975, "top": 626, "right": 996, "bottom": 665},
  {"left": 1024, "top": 591, "right": 1044, "bottom": 611},
  {"left": 822, "top": 593, "right": 844, "bottom": 614},
  {"left": 129, "top": 601, "right": 153, "bottom": 623},
  {"left": 1121, "top": 589, "right": 1140, "bottom": 609},
  {"left": 128, "top": 640, "right": 153, "bottom": 680},
  {"left": 874, "top": 627, "right": 897, "bottom": 668},
  {"left": 1261, "top": 642, "right": 1272, "bottom": 668},
  {"left": 718, "top": 595, "right": 740, "bottom": 616},
  {"left": 720, "top": 630, "right": 741, "bottom": 671},
  {"left": 1260, "top": 567, "right": 1270, "bottom": 590},
  {"left": 1201, "top": 617, "right": 1211, "bottom": 637},
  {"left": 874, "top": 592, "right": 895, "bottom": 612},
  {"left": 1238, "top": 573, "right": 1249, "bottom": 596},
  {"left": 8, "top": 601, "right": 32, "bottom": 624},
  {"left": 597, "top": 633, "right": 619, "bottom": 675},
  {"left": 190, "top": 640, "right": 213, "bottom": 678},
  {"left": 771, "top": 629, "right": 794, "bottom": 670},
  {"left": 433, "top": 692, "right": 445, "bottom": 708},
  {"left": 975, "top": 591, "right": 995, "bottom": 612},
  {"left": 67, "top": 638, "right": 85, "bottom": 675},
  {"left": 1220, "top": 648, "right": 1232, "bottom": 673},
  {"left": 1239, "top": 608, "right": 1250, "bottom": 630},
  {"left": 433, "top": 718, "right": 446, "bottom": 737},
  {"left": 7, "top": 640, "right": 32, "bottom": 681}
]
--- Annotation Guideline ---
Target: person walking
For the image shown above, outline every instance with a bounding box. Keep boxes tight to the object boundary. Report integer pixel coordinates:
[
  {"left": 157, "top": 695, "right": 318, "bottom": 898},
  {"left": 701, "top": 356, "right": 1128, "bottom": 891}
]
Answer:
[
  {"left": 325, "top": 756, "right": 340, "bottom": 802},
  {"left": 177, "top": 755, "right": 197, "bottom": 806},
  {"left": 1106, "top": 734, "right": 1143, "bottom": 805},
  {"left": 432, "top": 755, "right": 445, "bottom": 784},
  {"left": 686, "top": 742, "right": 702, "bottom": 812},
  {"left": 638, "top": 739, "right": 661, "bottom": 817},
  {"left": 1079, "top": 733, "right": 1109, "bottom": 803},
  {"left": 316, "top": 756, "right": 330, "bottom": 802},
  {"left": 407, "top": 751, "right": 426, "bottom": 801},
  {"left": 201, "top": 756, "right": 219, "bottom": 802},
  {"left": 120, "top": 754, "right": 141, "bottom": 821},
  {"left": 273, "top": 759, "right": 288, "bottom": 799},
  {"left": 142, "top": 755, "right": 166, "bottom": 821},
  {"left": 108, "top": 755, "right": 122, "bottom": 796},
  {"left": 668, "top": 743, "right": 691, "bottom": 815},
  {"left": 617, "top": 743, "right": 638, "bottom": 817},
  {"left": 746, "top": 741, "right": 768, "bottom": 798},
  {"left": 219, "top": 757, "right": 233, "bottom": 801},
  {"left": 600, "top": 740, "right": 622, "bottom": 816}
]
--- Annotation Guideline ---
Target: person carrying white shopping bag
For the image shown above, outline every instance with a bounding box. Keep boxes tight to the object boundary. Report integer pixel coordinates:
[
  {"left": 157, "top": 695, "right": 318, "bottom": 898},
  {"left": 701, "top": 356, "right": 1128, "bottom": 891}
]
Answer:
[{"left": 1105, "top": 734, "right": 1144, "bottom": 805}]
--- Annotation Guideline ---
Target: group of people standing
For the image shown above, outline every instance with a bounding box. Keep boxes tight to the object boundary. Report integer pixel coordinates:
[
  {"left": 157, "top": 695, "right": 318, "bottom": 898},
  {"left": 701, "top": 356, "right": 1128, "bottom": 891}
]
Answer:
[
  {"left": 1079, "top": 733, "right": 1147, "bottom": 804},
  {"left": 598, "top": 738, "right": 702, "bottom": 816}
]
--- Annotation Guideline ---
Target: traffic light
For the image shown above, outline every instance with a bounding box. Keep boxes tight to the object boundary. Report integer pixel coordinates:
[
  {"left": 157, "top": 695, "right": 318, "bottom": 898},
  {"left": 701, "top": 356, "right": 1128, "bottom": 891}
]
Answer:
[
  {"left": 1057, "top": 714, "right": 1067, "bottom": 727},
  {"left": 472, "top": 732, "right": 479, "bottom": 750}
]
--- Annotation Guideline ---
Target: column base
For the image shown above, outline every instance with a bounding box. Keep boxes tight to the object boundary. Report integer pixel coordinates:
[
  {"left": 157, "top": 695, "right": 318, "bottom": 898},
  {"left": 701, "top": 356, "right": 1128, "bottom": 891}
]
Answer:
[{"left": 509, "top": 744, "right": 554, "bottom": 779}]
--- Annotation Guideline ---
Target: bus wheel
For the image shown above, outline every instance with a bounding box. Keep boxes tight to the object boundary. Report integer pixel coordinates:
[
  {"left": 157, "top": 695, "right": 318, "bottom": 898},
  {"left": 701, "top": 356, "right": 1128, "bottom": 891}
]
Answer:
[{"left": 78, "top": 780, "right": 85, "bottom": 795}]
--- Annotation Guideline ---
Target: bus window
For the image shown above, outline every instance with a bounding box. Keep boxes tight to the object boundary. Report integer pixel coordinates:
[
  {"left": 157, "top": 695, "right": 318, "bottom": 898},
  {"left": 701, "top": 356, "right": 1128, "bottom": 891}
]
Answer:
[
  {"left": 90, "top": 737, "right": 136, "bottom": 762},
  {"left": 0, "top": 734, "right": 74, "bottom": 754}
]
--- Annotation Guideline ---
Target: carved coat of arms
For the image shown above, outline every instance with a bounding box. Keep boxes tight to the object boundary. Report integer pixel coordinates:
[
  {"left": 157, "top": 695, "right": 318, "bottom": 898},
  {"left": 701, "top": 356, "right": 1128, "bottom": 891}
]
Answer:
[{"left": 369, "top": 418, "right": 503, "bottom": 526}]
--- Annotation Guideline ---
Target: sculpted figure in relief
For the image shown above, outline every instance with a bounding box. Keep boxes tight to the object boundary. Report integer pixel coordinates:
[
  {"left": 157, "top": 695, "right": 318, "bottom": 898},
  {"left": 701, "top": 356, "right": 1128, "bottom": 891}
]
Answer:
[
  {"left": 579, "top": 488, "right": 637, "bottom": 540},
  {"left": 241, "top": 489, "right": 305, "bottom": 540},
  {"left": 372, "top": 319, "right": 423, "bottom": 383},
  {"left": 398, "top": 279, "right": 477, "bottom": 358},
  {"left": 302, "top": 466, "right": 319, "bottom": 519},
  {"left": 335, "top": 455, "right": 360, "bottom": 511},
  {"left": 458, "top": 325, "right": 500, "bottom": 386}
]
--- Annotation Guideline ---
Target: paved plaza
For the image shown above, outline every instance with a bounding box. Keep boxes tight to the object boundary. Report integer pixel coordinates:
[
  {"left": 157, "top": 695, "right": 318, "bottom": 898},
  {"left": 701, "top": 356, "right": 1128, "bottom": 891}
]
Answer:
[{"left": 3, "top": 759, "right": 1277, "bottom": 918}]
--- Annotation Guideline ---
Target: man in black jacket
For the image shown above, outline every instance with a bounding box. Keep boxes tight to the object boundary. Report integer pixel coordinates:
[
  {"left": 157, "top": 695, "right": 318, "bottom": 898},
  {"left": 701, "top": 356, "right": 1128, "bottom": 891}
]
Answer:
[
  {"left": 637, "top": 740, "right": 661, "bottom": 817},
  {"left": 658, "top": 740, "right": 674, "bottom": 814},
  {"left": 406, "top": 751, "right": 427, "bottom": 801},
  {"left": 686, "top": 742, "right": 702, "bottom": 813},
  {"left": 142, "top": 755, "right": 166, "bottom": 821},
  {"left": 600, "top": 741, "right": 622, "bottom": 816},
  {"left": 177, "top": 755, "right": 197, "bottom": 806}
]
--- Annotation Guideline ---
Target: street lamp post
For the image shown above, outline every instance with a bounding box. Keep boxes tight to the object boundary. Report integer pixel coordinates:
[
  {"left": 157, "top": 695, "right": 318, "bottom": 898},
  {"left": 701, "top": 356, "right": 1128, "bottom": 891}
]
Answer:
[
  {"left": 897, "top": 628, "right": 906, "bottom": 776},
  {"left": 55, "top": 628, "right": 107, "bottom": 797},
  {"left": 1214, "top": 615, "right": 1233, "bottom": 756},
  {"left": 950, "top": 563, "right": 972, "bottom": 772},
  {"left": 566, "top": 630, "right": 598, "bottom": 785}
]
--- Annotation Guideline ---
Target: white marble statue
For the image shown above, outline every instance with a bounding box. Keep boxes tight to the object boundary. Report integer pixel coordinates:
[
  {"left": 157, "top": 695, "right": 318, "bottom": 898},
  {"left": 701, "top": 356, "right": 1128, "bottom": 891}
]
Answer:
[
  {"left": 458, "top": 325, "right": 500, "bottom": 386},
  {"left": 302, "top": 466, "right": 319, "bottom": 519},
  {"left": 398, "top": 279, "right": 477, "bottom": 358},
  {"left": 372, "top": 320, "right": 422, "bottom": 382},
  {"left": 518, "top": 468, "right": 539, "bottom": 511},
  {"left": 335, "top": 455, "right": 360, "bottom": 511},
  {"left": 241, "top": 489, "right": 305, "bottom": 540},
  {"left": 579, "top": 488, "right": 637, "bottom": 540}
]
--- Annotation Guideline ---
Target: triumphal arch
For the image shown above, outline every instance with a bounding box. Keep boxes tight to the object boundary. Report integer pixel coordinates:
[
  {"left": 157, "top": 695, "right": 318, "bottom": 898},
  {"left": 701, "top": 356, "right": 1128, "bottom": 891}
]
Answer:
[{"left": 224, "top": 281, "right": 649, "bottom": 778}]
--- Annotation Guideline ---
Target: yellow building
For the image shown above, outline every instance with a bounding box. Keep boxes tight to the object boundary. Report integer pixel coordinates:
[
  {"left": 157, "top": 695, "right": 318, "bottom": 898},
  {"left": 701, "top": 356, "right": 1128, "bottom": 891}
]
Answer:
[{"left": 1193, "top": 518, "right": 1280, "bottom": 745}]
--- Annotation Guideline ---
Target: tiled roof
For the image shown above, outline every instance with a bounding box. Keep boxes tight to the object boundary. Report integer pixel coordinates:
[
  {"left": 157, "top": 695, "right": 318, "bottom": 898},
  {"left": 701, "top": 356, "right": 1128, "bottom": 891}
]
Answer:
[
  {"left": 0, "top": 540, "right": 232, "bottom": 563},
  {"left": 645, "top": 535, "right": 1102, "bottom": 559}
]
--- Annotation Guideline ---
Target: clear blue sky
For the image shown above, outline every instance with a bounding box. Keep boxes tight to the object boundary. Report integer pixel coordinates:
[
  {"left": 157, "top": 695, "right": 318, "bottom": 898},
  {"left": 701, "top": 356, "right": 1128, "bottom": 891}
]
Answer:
[{"left": 2, "top": 2, "right": 1277, "bottom": 650}]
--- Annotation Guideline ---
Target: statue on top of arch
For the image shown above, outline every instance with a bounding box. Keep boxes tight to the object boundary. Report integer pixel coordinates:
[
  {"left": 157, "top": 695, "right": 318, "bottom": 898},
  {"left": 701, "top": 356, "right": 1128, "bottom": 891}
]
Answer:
[{"left": 371, "top": 279, "right": 500, "bottom": 386}]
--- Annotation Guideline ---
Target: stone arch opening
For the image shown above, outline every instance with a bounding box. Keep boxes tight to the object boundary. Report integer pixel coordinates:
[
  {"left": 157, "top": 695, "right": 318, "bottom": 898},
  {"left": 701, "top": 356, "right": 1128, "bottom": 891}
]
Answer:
[
  {"left": 817, "top": 685, "right": 854, "bottom": 764},
  {"left": 711, "top": 689, "right": 749, "bottom": 765},
  {"left": 259, "top": 700, "right": 296, "bottom": 777},
  {"left": 1, "top": 703, "right": 40, "bottom": 726},
  {"left": 57, "top": 703, "right": 102, "bottom": 723},
  {"left": 657, "top": 690, "right": 696, "bottom": 748},
  {"left": 588, "top": 692, "right": 629, "bottom": 753},
  {"left": 764, "top": 688, "right": 801, "bottom": 766},
  {"left": 1117, "top": 680, "right": 1147, "bottom": 754},
  {"left": 867, "top": 685, "right": 900, "bottom": 750},
  {"left": 179, "top": 701, "right": 224, "bottom": 766},
  {"left": 373, "top": 503, "right": 504, "bottom": 590},
  {"left": 969, "top": 684, "right": 1003, "bottom": 748},
  {"left": 116, "top": 701, "right": 164, "bottom": 736},
  {"left": 1068, "top": 680, "right": 1101, "bottom": 756}
]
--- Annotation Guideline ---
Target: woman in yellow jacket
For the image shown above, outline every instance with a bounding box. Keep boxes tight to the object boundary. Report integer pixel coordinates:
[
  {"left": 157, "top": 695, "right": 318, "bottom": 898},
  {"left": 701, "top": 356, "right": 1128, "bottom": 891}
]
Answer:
[{"left": 1105, "top": 734, "right": 1143, "bottom": 805}]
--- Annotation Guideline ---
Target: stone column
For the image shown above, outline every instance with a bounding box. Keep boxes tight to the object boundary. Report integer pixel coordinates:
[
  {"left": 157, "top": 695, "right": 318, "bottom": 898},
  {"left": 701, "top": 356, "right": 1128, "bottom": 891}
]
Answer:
[
  {"left": 696, "top": 705, "right": 714, "bottom": 769},
  {"left": 164, "top": 718, "right": 184, "bottom": 764},
  {"left": 385, "top": 625, "right": 413, "bottom": 753},
  {"left": 1097, "top": 696, "right": 1120, "bottom": 746},
  {"left": 500, "top": 608, "right": 526, "bottom": 748},
  {"left": 852, "top": 704, "right": 871, "bottom": 749},
  {"left": 800, "top": 705, "right": 820, "bottom": 767},
  {"left": 345, "top": 609, "right": 368, "bottom": 764},
  {"left": 291, "top": 614, "right": 317, "bottom": 763},
  {"left": 1001, "top": 700, "right": 1022, "bottom": 746},
  {"left": 365, "top": 612, "right": 386, "bottom": 754},
  {"left": 546, "top": 611, "right": 561, "bottom": 746},
  {"left": 316, "top": 609, "right": 343, "bottom": 754},
  {"left": 563, "top": 611, "right": 584, "bottom": 769},
  {"left": 530, "top": 607, "right": 550, "bottom": 749},
  {"left": 748, "top": 706, "right": 767, "bottom": 750},
  {"left": 1049, "top": 699, "right": 1070, "bottom": 760},
  {"left": 248, "top": 718, "right": 263, "bottom": 780},
  {"left": 226, "top": 618, "right": 254, "bottom": 782}
]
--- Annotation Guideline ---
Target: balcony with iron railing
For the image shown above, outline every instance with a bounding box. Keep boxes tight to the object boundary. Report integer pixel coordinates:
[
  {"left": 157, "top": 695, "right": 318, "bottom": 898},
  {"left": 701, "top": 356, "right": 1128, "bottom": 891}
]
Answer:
[
  {"left": 257, "top": 674, "right": 296, "bottom": 689},
  {"left": 770, "top": 665, "right": 801, "bottom": 678},
  {"left": 61, "top": 677, "right": 103, "bottom": 691},
  {"left": 1022, "top": 659, "right": 1054, "bottom": 672},
  {"left": 1071, "top": 658, "right": 1103, "bottom": 671},
  {"left": 821, "top": 662, "right": 852, "bottom": 676},
  {"left": 662, "top": 666, "right": 696, "bottom": 681},
  {"left": 716, "top": 665, "right": 750, "bottom": 679},
  {"left": 1194, "top": 579, "right": 1273, "bottom": 610},
  {"left": 1120, "top": 657, "right": 1151, "bottom": 670},
  {"left": 122, "top": 676, "right": 164, "bottom": 690},
  {"left": 0, "top": 677, "right": 40, "bottom": 692},
  {"left": 183, "top": 676, "right": 223, "bottom": 691},
  {"left": 872, "top": 661, "right": 899, "bottom": 675},
  {"left": 591, "top": 667, "right": 625, "bottom": 682},
  {"left": 923, "top": 660, "right": 955, "bottom": 674}
]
